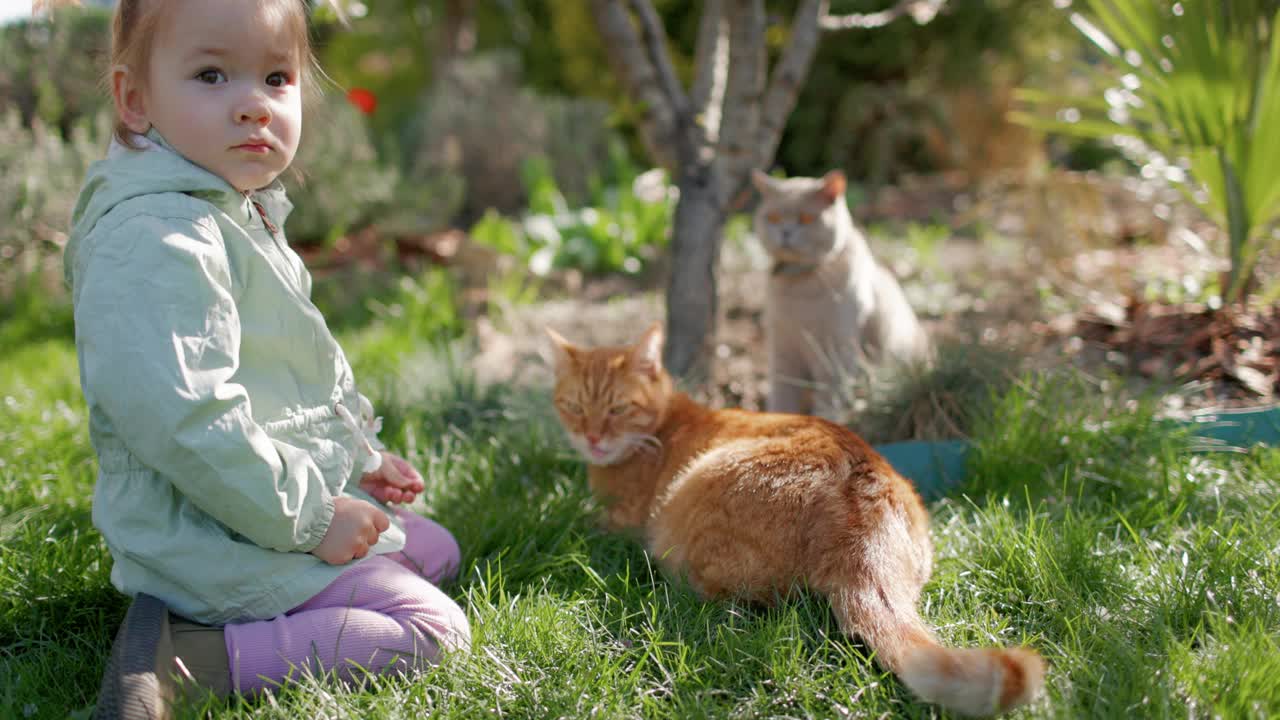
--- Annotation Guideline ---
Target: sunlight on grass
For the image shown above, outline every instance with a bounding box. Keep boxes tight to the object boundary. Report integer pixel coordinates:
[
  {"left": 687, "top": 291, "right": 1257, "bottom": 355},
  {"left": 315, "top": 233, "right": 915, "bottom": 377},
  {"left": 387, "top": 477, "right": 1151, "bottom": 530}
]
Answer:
[{"left": 2, "top": 305, "right": 1279, "bottom": 719}]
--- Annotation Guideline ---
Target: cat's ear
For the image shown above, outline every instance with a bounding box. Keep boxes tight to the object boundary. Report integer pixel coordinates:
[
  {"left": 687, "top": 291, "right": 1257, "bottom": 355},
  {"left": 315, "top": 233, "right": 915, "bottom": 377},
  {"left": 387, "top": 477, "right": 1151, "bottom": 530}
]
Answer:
[
  {"left": 751, "top": 169, "right": 776, "bottom": 195},
  {"left": 544, "top": 327, "right": 578, "bottom": 375},
  {"left": 632, "top": 322, "right": 665, "bottom": 378},
  {"left": 818, "top": 170, "right": 847, "bottom": 205}
]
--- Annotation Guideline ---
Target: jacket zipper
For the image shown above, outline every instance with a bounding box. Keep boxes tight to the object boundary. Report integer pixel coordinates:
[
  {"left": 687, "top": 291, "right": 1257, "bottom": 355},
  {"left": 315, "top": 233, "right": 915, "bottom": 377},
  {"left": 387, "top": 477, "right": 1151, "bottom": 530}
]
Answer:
[
  {"left": 250, "top": 198, "right": 280, "bottom": 236},
  {"left": 248, "top": 196, "right": 303, "bottom": 290}
]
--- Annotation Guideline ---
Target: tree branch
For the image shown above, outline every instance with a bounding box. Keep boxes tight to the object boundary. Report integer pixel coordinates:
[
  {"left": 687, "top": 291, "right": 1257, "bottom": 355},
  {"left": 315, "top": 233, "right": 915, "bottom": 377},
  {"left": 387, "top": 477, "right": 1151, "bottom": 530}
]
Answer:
[
  {"left": 630, "top": 0, "right": 690, "bottom": 122},
  {"left": 713, "top": 0, "right": 767, "bottom": 205},
  {"left": 756, "top": 0, "right": 826, "bottom": 171},
  {"left": 819, "top": 0, "right": 947, "bottom": 30},
  {"left": 588, "top": 0, "right": 683, "bottom": 171},
  {"left": 690, "top": 0, "right": 729, "bottom": 151}
]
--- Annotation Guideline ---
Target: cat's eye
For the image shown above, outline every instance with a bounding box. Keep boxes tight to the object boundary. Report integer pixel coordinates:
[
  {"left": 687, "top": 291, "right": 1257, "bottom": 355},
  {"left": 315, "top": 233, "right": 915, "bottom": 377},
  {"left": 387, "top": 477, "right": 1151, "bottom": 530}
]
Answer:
[
  {"left": 608, "top": 404, "right": 630, "bottom": 417},
  {"left": 797, "top": 212, "right": 815, "bottom": 225},
  {"left": 766, "top": 212, "right": 782, "bottom": 224},
  {"left": 560, "top": 401, "right": 584, "bottom": 415}
]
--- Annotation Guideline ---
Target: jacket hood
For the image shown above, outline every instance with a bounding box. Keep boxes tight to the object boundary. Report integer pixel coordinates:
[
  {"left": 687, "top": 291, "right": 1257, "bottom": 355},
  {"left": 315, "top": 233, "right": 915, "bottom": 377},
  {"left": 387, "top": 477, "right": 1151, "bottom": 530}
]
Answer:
[{"left": 65, "top": 129, "right": 292, "bottom": 286}]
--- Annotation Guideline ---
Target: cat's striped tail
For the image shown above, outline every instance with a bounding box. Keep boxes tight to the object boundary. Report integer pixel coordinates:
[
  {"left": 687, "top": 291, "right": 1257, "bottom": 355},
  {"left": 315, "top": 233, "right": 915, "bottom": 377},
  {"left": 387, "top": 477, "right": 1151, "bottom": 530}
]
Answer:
[{"left": 831, "top": 587, "right": 1045, "bottom": 716}]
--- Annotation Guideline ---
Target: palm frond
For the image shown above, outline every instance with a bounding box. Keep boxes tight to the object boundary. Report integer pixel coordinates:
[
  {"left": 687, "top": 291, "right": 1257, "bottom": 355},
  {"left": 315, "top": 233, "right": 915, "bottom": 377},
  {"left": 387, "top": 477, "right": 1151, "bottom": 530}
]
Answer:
[{"left": 1017, "top": 0, "right": 1280, "bottom": 302}]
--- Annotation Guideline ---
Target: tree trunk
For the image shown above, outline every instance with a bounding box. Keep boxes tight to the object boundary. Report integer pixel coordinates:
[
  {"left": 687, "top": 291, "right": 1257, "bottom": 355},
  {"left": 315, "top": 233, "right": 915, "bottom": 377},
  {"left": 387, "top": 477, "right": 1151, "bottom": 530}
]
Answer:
[
  {"left": 434, "top": 0, "right": 476, "bottom": 79},
  {"left": 664, "top": 172, "right": 727, "bottom": 381}
]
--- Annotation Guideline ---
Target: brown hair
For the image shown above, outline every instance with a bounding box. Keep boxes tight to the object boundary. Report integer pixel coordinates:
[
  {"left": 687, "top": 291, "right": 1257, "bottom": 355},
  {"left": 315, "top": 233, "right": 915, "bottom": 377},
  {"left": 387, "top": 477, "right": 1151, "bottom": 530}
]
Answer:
[{"left": 37, "top": 0, "right": 323, "bottom": 149}]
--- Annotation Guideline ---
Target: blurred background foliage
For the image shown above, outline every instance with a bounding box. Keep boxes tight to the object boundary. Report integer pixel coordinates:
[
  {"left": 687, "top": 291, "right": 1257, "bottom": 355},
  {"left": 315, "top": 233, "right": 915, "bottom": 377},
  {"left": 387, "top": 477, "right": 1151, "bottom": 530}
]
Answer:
[
  {"left": 780, "top": 0, "right": 1077, "bottom": 185},
  {"left": 2, "top": 0, "right": 1274, "bottom": 305},
  {"left": 1015, "top": 0, "right": 1280, "bottom": 304}
]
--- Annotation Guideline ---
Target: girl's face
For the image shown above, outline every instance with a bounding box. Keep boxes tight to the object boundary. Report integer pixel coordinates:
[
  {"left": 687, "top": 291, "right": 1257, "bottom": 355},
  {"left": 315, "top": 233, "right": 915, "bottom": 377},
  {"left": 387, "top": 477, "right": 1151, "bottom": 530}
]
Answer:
[{"left": 129, "top": 0, "right": 303, "bottom": 193}]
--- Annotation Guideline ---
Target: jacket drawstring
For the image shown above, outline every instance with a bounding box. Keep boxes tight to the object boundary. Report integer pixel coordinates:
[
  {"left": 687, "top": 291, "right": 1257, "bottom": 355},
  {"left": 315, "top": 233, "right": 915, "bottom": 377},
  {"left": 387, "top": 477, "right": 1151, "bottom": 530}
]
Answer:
[{"left": 334, "top": 401, "right": 384, "bottom": 473}]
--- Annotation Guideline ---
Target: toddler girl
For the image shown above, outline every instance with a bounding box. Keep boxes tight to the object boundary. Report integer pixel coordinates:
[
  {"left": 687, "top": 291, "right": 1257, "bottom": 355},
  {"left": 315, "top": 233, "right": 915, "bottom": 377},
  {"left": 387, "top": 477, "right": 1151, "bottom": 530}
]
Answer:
[{"left": 59, "top": 0, "right": 471, "bottom": 716}]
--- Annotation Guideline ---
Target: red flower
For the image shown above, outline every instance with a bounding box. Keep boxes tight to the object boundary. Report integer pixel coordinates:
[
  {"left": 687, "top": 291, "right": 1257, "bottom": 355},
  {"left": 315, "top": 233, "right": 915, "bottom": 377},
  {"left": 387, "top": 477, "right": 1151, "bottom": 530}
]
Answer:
[{"left": 346, "top": 87, "right": 377, "bottom": 115}]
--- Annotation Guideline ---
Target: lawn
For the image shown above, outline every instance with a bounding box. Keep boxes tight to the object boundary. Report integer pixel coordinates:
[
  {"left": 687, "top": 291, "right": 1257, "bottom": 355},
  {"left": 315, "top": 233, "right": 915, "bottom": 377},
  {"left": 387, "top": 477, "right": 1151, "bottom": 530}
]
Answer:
[{"left": 2, "top": 281, "right": 1279, "bottom": 720}]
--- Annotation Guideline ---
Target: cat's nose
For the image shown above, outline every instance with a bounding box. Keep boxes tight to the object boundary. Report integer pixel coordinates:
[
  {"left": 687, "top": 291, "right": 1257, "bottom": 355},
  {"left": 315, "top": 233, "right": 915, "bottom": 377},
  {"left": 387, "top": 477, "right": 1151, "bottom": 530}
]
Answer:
[{"left": 586, "top": 433, "right": 602, "bottom": 446}]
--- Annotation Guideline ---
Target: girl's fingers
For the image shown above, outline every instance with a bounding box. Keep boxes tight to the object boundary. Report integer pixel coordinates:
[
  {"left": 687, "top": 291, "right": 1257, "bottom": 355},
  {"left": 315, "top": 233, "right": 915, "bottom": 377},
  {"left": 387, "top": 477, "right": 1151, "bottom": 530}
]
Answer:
[
  {"left": 361, "top": 454, "right": 424, "bottom": 504},
  {"left": 389, "top": 454, "right": 425, "bottom": 489},
  {"left": 393, "top": 455, "right": 422, "bottom": 481},
  {"left": 368, "top": 481, "right": 410, "bottom": 504},
  {"left": 380, "top": 457, "right": 412, "bottom": 488}
]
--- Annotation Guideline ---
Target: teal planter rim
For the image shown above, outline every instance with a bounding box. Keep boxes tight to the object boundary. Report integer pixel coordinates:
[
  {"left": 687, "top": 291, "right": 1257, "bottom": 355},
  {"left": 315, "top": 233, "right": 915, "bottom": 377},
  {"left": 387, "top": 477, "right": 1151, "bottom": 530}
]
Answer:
[{"left": 873, "top": 404, "right": 1280, "bottom": 499}]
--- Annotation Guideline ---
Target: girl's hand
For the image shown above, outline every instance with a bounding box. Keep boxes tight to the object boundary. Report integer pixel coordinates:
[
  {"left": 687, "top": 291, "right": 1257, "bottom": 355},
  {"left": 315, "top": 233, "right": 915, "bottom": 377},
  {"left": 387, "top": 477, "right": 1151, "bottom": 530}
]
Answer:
[
  {"left": 310, "top": 497, "right": 389, "bottom": 565},
  {"left": 359, "top": 451, "right": 425, "bottom": 505}
]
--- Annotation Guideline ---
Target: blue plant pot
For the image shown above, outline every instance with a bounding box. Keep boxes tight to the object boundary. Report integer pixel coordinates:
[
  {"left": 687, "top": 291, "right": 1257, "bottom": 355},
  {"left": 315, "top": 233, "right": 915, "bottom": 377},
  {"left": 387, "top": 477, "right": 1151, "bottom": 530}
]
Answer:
[{"left": 873, "top": 405, "right": 1280, "bottom": 500}]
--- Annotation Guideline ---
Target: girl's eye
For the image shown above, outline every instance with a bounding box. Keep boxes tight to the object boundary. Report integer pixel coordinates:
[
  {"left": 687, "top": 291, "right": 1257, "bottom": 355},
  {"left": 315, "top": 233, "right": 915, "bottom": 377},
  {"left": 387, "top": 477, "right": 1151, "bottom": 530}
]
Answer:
[
  {"left": 766, "top": 212, "right": 782, "bottom": 224},
  {"left": 797, "top": 212, "right": 815, "bottom": 225},
  {"left": 266, "top": 71, "right": 291, "bottom": 88},
  {"left": 195, "top": 69, "right": 227, "bottom": 84}
]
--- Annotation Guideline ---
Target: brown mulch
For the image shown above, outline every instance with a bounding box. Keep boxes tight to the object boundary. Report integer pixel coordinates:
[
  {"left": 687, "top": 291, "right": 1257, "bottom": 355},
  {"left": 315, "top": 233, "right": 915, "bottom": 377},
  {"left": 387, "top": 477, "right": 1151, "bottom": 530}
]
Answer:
[{"left": 1074, "top": 299, "right": 1280, "bottom": 403}]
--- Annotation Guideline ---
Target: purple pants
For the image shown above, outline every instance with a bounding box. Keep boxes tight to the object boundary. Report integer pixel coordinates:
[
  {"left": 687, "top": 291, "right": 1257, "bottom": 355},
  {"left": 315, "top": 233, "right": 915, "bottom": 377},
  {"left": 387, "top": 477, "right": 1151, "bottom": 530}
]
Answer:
[{"left": 223, "top": 510, "right": 471, "bottom": 693}]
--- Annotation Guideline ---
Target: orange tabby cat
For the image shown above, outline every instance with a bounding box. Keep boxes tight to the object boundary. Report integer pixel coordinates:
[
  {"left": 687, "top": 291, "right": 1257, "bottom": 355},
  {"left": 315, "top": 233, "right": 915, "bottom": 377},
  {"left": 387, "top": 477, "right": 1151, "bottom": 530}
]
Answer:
[{"left": 547, "top": 323, "right": 1045, "bottom": 716}]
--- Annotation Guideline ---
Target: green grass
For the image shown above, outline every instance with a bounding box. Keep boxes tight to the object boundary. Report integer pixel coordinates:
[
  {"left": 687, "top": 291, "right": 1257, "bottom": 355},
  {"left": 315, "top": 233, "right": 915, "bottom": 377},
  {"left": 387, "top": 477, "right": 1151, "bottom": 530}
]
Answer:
[{"left": 3, "top": 289, "right": 1280, "bottom": 719}]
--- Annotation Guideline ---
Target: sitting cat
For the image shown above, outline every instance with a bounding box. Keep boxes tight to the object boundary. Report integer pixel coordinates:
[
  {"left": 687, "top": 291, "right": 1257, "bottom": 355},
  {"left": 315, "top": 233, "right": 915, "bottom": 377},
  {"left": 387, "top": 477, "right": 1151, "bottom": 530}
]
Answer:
[
  {"left": 546, "top": 323, "right": 1044, "bottom": 717},
  {"left": 752, "top": 169, "right": 932, "bottom": 416}
]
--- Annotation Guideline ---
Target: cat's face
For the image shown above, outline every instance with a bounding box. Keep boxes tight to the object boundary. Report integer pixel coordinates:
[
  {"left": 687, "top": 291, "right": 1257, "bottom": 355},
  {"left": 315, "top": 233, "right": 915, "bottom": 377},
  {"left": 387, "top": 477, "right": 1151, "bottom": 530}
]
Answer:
[
  {"left": 752, "top": 170, "right": 847, "bottom": 264},
  {"left": 546, "top": 324, "right": 673, "bottom": 466}
]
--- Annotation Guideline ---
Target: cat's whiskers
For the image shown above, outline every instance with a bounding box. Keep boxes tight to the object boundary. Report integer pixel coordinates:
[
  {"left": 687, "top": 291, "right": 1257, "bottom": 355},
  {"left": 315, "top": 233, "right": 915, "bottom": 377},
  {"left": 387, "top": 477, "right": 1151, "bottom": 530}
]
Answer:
[
  {"left": 629, "top": 433, "right": 663, "bottom": 457},
  {"left": 607, "top": 433, "right": 662, "bottom": 463}
]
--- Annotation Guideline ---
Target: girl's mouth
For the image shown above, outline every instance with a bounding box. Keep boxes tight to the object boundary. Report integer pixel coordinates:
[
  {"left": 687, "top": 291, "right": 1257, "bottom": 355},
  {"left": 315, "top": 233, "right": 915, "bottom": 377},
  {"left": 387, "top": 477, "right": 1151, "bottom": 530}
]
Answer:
[{"left": 233, "top": 143, "right": 271, "bottom": 154}]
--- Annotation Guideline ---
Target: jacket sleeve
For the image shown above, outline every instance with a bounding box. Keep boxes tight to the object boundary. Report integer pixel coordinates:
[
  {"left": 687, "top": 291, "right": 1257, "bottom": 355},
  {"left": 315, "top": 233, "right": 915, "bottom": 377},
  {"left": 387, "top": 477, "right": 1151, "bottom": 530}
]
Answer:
[{"left": 74, "top": 212, "right": 335, "bottom": 553}]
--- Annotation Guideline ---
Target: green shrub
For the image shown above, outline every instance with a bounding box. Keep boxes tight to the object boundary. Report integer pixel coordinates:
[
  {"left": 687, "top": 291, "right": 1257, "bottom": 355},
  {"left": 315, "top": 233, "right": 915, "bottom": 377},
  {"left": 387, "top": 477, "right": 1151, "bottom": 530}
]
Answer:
[
  {"left": 768, "top": 0, "right": 1076, "bottom": 182},
  {"left": 403, "top": 52, "right": 623, "bottom": 222},
  {"left": 468, "top": 145, "right": 673, "bottom": 277},
  {"left": 0, "top": 8, "right": 112, "bottom": 136},
  {"left": 0, "top": 109, "right": 109, "bottom": 297},
  {"left": 282, "top": 95, "right": 404, "bottom": 247}
]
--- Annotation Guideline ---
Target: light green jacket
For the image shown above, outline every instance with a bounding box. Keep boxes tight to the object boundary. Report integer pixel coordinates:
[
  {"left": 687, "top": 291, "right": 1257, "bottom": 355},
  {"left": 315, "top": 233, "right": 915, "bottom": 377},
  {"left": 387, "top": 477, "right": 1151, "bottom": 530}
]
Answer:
[{"left": 65, "top": 131, "right": 405, "bottom": 625}]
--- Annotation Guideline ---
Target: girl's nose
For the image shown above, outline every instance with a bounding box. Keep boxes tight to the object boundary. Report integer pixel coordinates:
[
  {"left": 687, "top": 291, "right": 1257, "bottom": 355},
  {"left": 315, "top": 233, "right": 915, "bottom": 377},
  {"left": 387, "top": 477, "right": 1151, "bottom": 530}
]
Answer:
[{"left": 236, "top": 97, "right": 271, "bottom": 126}]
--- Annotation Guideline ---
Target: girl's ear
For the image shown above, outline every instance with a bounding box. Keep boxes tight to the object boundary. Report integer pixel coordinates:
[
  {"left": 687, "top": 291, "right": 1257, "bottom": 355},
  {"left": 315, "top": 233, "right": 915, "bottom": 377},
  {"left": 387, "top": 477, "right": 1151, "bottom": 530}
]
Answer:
[
  {"left": 112, "top": 65, "right": 150, "bottom": 134},
  {"left": 544, "top": 327, "right": 578, "bottom": 376},
  {"left": 632, "top": 322, "right": 664, "bottom": 378},
  {"left": 817, "top": 170, "right": 847, "bottom": 205}
]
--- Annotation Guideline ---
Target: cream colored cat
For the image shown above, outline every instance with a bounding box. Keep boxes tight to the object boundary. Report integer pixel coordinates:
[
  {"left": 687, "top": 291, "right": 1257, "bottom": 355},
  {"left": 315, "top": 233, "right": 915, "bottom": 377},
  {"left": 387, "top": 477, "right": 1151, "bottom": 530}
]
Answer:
[
  {"left": 547, "top": 323, "right": 1045, "bottom": 717},
  {"left": 752, "top": 169, "right": 932, "bottom": 416}
]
